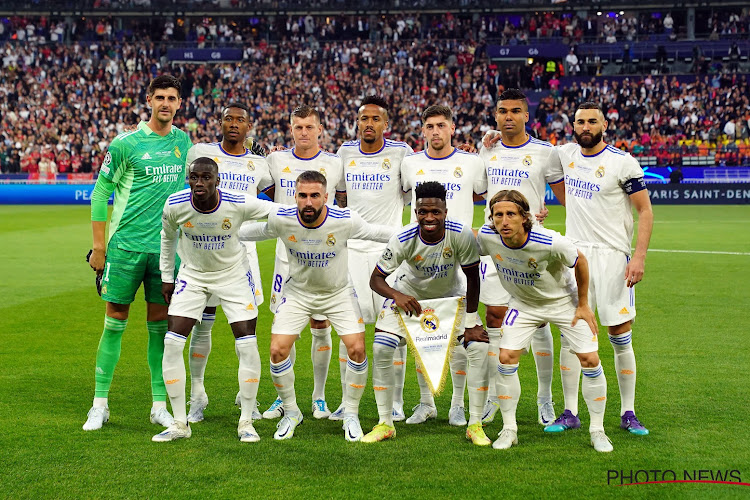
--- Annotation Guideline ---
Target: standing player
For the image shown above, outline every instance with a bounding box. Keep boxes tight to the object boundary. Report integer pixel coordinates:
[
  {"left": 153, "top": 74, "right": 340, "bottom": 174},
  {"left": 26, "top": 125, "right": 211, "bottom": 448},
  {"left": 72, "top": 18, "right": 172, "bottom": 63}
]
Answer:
[
  {"left": 333, "top": 96, "right": 413, "bottom": 421},
  {"left": 154, "top": 157, "right": 275, "bottom": 442},
  {"left": 182, "top": 103, "right": 273, "bottom": 423},
  {"left": 478, "top": 89, "right": 566, "bottom": 427},
  {"left": 549, "top": 102, "right": 653, "bottom": 436},
  {"left": 84, "top": 75, "right": 193, "bottom": 431},
  {"left": 261, "top": 105, "right": 344, "bottom": 420},
  {"left": 477, "top": 189, "right": 612, "bottom": 452},
  {"left": 401, "top": 105, "right": 487, "bottom": 426},
  {"left": 240, "top": 171, "right": 395, "bottom": 441},
  {"left": 363, "top": 182, "right": 490, "bottom": 446}
]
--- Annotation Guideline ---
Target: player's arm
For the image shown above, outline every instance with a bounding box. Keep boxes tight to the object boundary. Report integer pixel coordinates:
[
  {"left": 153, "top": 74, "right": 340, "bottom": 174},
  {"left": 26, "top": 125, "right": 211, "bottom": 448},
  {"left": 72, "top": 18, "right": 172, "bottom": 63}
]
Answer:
[
  {"left": 626, "top": 188, "right": 654, "bottom": 287},
  {"left": 89, "top": 175, "right": 116, "bottom": 274},
  {"left": 571, "top": 250, "right": 598, "bottom": 334},
  {"left": 349, "top": 211, "right": 397, "bottom": 243},
  {"left": 482, "top": 130, "right": 501, "bottom": 149},
  {"left": 459, "top": 232, "right": 488, "bottom": 344},
  {"left": 159, "top": 204, "right": 180, "bottom": 305},
  {"left": 549, "top": 180, "right": 566, "bottom": 206},
  {"left": 370, "top": 267, "right": 421, "bottom": 317},
  {"left": 261, "top": 185, "right": 276, "bottom": 201},
  {"left": 335, "top": 191, "right": 347, "bottom": 207}
]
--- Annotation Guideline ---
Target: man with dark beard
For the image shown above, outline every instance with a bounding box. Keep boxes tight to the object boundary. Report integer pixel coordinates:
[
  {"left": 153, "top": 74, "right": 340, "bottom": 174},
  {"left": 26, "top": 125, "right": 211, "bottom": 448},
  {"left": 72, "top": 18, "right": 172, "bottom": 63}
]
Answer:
[{"left": 551, "top": 102, "right": 654, "bottom": 438}]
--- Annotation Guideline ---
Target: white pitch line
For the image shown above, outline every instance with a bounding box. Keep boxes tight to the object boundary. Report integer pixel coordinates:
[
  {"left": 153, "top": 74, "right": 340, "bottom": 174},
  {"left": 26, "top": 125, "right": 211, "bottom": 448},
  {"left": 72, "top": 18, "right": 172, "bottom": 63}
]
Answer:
[{"left": 648, "top": 249, "right": 750, "bottom": 256}]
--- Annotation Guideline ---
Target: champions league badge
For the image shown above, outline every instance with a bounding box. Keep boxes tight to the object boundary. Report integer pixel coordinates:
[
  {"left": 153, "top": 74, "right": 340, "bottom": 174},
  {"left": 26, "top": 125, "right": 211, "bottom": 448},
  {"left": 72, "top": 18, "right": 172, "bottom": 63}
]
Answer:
[
  {"left": 246, "top": 160, "right": 255, "bottom": 171},
  {"left": 382, "top": 158, "right": 392, "bottom": 170},
  {"left": 523, "top": 155, "right": 532, "bottom": 167},
  {"left": 420, "top": 308, "right": 440, "bottom": 332},
  {"left": 595, "top": 166, "right": 606, "bottom": 178},
  {"left": 528, "top": 257, "right": 538, "bottom": 269},
  {"left": 326, "top": 233, "right": 336, "bottom": 246},
  {"left": 222, "top": 218, "right": 232, "bottom": 230},
  {"left": 383, "top": 248, "right": 393, "bottom": 260},
  {"left": 453, "top": 167, "right": 463, "bottom": 178},
  {"left": 442, "top": 247, "right": 453, "bottom": 259}
]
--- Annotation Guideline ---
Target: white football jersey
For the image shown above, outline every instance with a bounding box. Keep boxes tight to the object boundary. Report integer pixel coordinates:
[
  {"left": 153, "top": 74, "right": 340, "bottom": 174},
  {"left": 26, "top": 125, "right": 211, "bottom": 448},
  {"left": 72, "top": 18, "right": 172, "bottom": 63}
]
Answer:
[
  {"left": 266, "top": 148, "right": 344, "bottom": 259},
  {"left": 479, "top": 134, "right": 563, "bottom": 219},
  {"left": 186, "top": 142, "right": 274, "bottom": 252},
  {"left": 401, "top": 148, "right": 487, "bottom": 227},
  {"left": 376, "top": 218, "right": 480, "bottom": 299},
  {"left": 557, "top": 143, "right": 645, "bottom": 254},
  {"left": 477, "top": 225, "right": 578, "bottom": 309},
  {"left": 336, "top": 139, "right": 413, "bottom": 251},
  {"left": 247, "top": 205, "right": 395, "bottom": 294},
  {"left": 161, "top": 189, "right": 276, "bottom": 285}
]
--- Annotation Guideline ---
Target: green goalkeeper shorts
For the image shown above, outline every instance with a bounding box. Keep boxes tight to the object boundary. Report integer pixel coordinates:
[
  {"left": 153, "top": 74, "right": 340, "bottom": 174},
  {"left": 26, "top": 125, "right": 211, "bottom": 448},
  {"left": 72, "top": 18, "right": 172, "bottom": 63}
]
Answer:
[{"left": 101, "top": 245, "right": 173, "bottom": 305}]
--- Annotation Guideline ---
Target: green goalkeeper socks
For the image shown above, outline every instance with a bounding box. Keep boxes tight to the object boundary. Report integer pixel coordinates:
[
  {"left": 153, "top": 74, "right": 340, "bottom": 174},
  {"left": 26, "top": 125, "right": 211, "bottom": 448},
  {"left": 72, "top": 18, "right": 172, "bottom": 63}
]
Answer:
[
  {"left": 94, "top": 316, "right": 127, "bottom": 398},
  {"left": 147, "top": 320, "right": 168, "bottom": 402}
]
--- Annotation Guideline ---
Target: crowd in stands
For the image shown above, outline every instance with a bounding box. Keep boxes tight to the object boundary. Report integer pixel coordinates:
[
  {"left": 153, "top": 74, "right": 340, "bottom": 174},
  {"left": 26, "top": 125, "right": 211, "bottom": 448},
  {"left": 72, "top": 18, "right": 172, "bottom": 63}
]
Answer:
[
  {"left": 1, "top": 10, "right": 749, "bottom": 175},
  {"left": 1, "top": 9, "right": 748, "bottom": 46}
]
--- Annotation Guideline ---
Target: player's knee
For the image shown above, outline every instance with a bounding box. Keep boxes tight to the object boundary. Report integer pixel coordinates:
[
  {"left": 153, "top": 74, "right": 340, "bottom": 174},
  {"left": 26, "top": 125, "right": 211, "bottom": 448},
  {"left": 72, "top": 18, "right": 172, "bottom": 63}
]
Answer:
[
  {"left": 576, "top": 351, "right": 600, "bottom": 368},
  {"left": 608, "top": 321, "right": 631, "bottom": 336},
  {"left": 310, "top": 318, "right": 330, "bottom": 330},
  {"left": 345, "top": 340, "right": 366, "bottom": 363},
  {"left": 485, "top": 306, "right": 507, "bottom": 328},
  {"left": 498, "top": 349, "right": 519, "bottom": 365},
  {"left": 270, "top": 343, "right": 291, "bottom": 363}
]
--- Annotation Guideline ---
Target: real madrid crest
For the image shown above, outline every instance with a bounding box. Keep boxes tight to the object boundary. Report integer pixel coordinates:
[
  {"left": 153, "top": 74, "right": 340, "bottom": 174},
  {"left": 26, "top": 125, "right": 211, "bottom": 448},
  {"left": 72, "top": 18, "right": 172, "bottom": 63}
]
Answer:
[
  {"left": 528, "top": 257, "right": 538, "bottom": 269},
  {"left": 522, "top": 155, "right": 532, "bottom": 167},
  {"left": 420, "top": 308, "right": 439, "bottom": 332},
  {"left": 453, "top": 167, "right": 463, "bottom": 178},
  {"left": 173, "top": 146, "right": 182, "bottom": 158},
  {"left": 246, "top": 160, "right": 255, "bottom": 171},
  {"left": 382, "top": 158, "right": 392, "bottom": 170},
  {"left": 595, "top": 166, "right": 605, "bottom": 178},
  {"left": 442, "top": 247, "right": 453, "bottom": 259},
  {"left": 222, "top": 218, "right": 232, "bottom": 230},
  {"left": 319, "top": 167, "right": 327, "bottom": 176},
  {"left": 326, "top": 233, "right": 336, "bottom": 246}
]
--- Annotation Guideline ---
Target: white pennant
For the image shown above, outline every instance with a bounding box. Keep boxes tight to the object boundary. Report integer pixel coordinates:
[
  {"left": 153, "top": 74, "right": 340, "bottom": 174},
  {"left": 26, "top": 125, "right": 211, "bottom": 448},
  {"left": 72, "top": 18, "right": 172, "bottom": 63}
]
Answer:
[{"left": 396, "top": 296, "right": 466, "bottom": 396}]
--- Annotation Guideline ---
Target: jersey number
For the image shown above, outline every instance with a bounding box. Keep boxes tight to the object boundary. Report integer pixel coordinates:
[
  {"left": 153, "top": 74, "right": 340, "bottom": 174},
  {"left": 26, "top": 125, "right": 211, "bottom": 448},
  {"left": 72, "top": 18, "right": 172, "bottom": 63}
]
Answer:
[
  {"left": 174, "top": 279, "right": 188, "bottom": 295},
  {"left": 504, "top": 309, "right": 519, "bottom": 326},
  {"left": 273, "top": 273, "right": 283, "bottom": 293}
]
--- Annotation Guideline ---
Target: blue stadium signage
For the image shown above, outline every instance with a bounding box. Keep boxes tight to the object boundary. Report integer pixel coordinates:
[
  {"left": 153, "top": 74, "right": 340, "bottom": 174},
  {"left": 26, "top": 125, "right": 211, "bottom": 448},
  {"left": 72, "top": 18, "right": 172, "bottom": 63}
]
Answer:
[{"left": 647, "top": 184, "right": 750, "bottom": 204}]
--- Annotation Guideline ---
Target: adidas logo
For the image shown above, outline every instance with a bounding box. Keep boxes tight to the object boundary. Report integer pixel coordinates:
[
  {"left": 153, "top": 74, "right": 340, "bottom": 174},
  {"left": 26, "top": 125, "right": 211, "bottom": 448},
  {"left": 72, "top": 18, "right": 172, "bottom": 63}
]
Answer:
[
  {"left": 414, "top": 254, "right": 424, "bottom": 262},
  {"left": 244, "top": 378, "right": 259, "bottom": 383},
  {"left": 490, "top": 155, "right": 497, "bottom": 161},
  {"left": 619, "top": 307, "right": 629, "bottom": 314},
  {"left": 141, "top": 152, "right": 152, "bottom": 160},
  {"left": 184, "top": 221, "right": 194, "bottom": 228},
  {"left": 349, "top": 160, "right": 356, "bottom": 166},
  {"left": 495, "top": 253, "right": 503, "bottom": 261},
  {"left": 357, "top": 317, "right": 364, "bottom": 324},
  {"left": 288, "top": 235, "right": 297, "bottom": 242},
  {"left": 568, "top": 161, "right": 575, "bottom": 168},
  {"left": 416, "top": 169, "right": 425, "bottom": 175},
  {"left": 246, "top": 304, "right": 254, "bottom": 310},
  {"left": 282, "top": 166, "right": 291, "bottom": 173}
]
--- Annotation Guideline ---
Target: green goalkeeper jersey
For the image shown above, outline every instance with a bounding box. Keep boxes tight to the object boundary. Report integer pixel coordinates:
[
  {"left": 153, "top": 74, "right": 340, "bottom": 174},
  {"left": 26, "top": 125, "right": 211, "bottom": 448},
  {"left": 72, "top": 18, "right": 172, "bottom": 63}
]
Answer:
[{"left": 98, "top": 121, "right": 193, "bottom": 254}]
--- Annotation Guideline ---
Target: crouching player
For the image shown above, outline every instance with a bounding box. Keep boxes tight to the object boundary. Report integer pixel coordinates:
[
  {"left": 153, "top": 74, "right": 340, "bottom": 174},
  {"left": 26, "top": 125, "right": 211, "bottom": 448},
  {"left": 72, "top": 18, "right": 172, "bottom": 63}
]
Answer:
[
  {"left": 154, "top": 157, "right": 275, "bottom": 442},
  {"left": 477, "top": 189, "right": 612, "bottom": 452},
  {"left": 363, "top": 181, "right": 491, "bottom": 446},
  {"left": 240, "top": 170, "right": 395, "bottom": 442}
]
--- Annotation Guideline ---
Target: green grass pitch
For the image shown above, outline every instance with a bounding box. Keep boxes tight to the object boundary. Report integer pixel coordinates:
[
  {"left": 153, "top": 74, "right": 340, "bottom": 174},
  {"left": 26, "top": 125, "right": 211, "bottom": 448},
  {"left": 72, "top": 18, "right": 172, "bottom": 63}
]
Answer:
[{"left": 1, "top": 204, "right": 749, "bottom": 499}]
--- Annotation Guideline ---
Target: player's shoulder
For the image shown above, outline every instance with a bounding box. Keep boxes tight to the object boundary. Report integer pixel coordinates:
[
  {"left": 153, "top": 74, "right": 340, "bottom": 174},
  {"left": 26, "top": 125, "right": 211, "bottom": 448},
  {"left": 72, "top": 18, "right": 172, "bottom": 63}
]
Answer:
[
  {"left": 111, "top": 127, "right": 143, "bottom": 146},
  {"left": 404, "top": 150, "right": 426, "bottom": 159},
  {"left": 172, "top": 126, "right": 191, "bottom": 141},
  {"left": 340, "top": 139, "right": 360, "bottom": 148},
  {"left": 274, "top": 204, "right": 298, "bottom": 217},
  {"left": 396, "top": 222, "right": 419, "bottom": 242},
  {"left": 453, "top": 148, "right": 479, "bottom": 158},
  {"left": 384, "top": 139, "right": 411, "bottom": 150},
  {"left": 327, "top": 206, "right": 351, "bottom": 219},
  {"left": 528, "top": 227, "right": 561, "bottom": 246},
  {"left": 220, "top": 189, "right": 247, "bottom": 204},
  {"left": 528, "top": 137, "right": 554, "bottom": 149},
  {"left": 478, "top": 223, "right": 497, "bottom": 237},
  {"left": 321, "top": 151, "right": 341, "bottom": 159},
  {"left": 557, "top": 142, "right": 579, "bottom": 154},
  {"left": 604, "top": 144, "right": 629, "bottom": 157},
  {"left": 167, "top": 188, "right": 192, "bottom": 205},
  {"left": 444, "top": 217, "right": 466, "bottom": 234}
]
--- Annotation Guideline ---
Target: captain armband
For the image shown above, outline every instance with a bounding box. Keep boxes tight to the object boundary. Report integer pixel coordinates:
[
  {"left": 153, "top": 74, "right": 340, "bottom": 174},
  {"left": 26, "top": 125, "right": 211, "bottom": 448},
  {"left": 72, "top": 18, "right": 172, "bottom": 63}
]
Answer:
[{"left": 622, "top": 177, "right": 646, "bottom": 194}]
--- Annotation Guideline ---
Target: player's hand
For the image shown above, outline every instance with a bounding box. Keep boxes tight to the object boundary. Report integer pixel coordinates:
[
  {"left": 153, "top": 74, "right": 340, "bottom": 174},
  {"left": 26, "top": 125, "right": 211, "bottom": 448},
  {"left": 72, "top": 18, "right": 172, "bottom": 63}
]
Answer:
[
  {"left": 572, "top": 304, "right": 598, "bottom": 335},
  {"left": 88, "top": 248, "right": 106, "bottom": 275},
  {"left": 162, "top": 282, "right": 175, "bottom": 305},
  {"left": 457, "top": 143, "right": 477, "bottom": 153},
  {"left": 269, "top": 145, "right": 288, "bottom": 153},
  {"left": 394, "top": 291, "right": 421, "bottom": 317},
  {"left": 482, "top": 131, "right": 501, "bottom": 149},
  {"left": 463, "top": 325, "right": 489, "bottom": 346},
  {"left": 624, "top": 255, "right": 645, "bottom": 288},
  {"left": 535, "top": 204, "right": 549, "bottom": 224}
]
